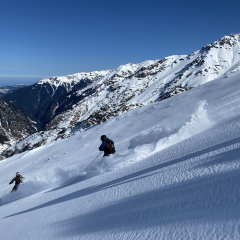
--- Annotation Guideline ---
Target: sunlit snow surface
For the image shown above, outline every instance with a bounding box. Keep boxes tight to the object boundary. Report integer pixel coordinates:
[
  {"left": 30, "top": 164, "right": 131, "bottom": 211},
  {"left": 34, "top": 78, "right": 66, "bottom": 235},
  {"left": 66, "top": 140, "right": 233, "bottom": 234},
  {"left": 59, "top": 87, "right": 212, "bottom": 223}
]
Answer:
[{"left": 1, "top": 72, "right": 240, "bottom": 239}]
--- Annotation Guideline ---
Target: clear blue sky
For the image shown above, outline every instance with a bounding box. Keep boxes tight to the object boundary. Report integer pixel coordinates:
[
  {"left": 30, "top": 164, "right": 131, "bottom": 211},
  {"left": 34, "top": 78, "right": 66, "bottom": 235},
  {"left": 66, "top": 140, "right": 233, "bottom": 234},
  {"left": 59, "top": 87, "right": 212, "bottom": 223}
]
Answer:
[{"left": 0, "top": 0, "right": 239, "bottom": 86}]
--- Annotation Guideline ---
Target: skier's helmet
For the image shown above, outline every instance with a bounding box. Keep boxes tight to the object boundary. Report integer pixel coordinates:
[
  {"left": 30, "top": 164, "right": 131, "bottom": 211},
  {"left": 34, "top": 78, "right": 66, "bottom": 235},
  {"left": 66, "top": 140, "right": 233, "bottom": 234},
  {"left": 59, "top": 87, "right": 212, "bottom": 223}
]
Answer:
[
  {"left": 16, "top": 172, "right": 20, "bottom": 177},
  {"left": 101, "top": 135, "right": 107, "bottom": 141}
]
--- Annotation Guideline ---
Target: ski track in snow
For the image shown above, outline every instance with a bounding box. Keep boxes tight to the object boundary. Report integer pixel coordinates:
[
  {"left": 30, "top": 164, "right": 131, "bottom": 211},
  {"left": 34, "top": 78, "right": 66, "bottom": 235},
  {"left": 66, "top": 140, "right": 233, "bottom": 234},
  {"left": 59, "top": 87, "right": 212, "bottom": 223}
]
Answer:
[{"left": 2, "top": 70, "right": 240, "bottom": 239}]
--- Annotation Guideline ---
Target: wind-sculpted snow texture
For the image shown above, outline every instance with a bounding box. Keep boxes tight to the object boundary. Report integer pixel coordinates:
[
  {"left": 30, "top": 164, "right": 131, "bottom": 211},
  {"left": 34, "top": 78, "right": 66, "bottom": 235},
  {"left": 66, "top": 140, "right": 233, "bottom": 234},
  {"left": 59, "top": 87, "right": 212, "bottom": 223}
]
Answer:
[
  {"left": 2, "top": 33, "right": 240, "bottom": 157},
  {"left": 2, "top": 69, "right": 240, "bottom": 239}
]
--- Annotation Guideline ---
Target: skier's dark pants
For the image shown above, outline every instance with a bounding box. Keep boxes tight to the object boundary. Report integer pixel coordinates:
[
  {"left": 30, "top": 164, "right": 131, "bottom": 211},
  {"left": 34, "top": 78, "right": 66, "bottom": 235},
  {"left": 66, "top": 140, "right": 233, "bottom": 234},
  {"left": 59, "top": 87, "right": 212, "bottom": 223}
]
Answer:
[{"left": 11, "top": 184, "right": 19, "bottom": 192}]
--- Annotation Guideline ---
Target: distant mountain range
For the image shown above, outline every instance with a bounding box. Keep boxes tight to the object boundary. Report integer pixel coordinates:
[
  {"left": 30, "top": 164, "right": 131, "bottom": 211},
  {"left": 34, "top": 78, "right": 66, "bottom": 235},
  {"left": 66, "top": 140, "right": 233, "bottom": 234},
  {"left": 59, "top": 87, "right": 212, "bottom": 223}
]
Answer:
[
  {"left": 0, "top": 84, "right": 29, "bottom": 96},
  {"left": 2, "top": 33, "right": 240, "bottom": 158}
]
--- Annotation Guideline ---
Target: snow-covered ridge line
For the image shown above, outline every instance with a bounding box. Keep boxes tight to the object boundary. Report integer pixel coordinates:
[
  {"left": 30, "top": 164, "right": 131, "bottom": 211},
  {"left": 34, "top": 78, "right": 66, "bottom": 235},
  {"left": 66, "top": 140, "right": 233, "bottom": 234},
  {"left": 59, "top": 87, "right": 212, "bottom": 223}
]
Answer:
[
  {"left": 46, "top": 31, "right": 240, "bottom": 132},
  {"left": 38, "top": 69, "right": 113, "bottom": 90}
]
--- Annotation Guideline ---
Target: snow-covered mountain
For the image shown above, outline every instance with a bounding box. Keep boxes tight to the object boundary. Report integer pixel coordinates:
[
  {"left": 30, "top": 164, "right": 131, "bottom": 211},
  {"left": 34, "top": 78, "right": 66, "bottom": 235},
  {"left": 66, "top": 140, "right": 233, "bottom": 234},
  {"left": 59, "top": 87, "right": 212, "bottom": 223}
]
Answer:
[
  {"left": 29, "top": 33, "right": 240, "bottom": 131},
  {"left": 2, "top": 33, "right": 240, "bottom": 158},
  {"left": 2, "top": 61, "right": 240, "bottom": 239},
  {"left": 3, "top": 71, "right": 112, "bottom": 116},
  {"left": 0, "top": 97, "right": 42, "bottom": 155},
  {"left": 0, "top": 84, "right": 29, "bottom": 97}
]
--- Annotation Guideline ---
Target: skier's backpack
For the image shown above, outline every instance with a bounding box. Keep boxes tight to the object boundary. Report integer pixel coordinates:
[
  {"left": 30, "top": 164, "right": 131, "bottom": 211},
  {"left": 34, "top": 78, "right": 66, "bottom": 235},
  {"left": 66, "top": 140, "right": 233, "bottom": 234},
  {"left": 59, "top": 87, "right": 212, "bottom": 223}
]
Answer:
[{"left": 106, "top": 139, "right": 116, "bottom": 154}]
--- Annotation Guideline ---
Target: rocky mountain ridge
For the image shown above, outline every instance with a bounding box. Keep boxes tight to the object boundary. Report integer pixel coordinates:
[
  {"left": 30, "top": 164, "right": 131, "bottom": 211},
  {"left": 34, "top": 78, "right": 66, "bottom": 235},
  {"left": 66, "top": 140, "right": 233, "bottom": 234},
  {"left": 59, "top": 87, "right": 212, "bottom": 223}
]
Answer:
[
  {"left": 0, "top": 97, "right": 42, "bottom": 156},
  {"left": 2, "top": 33, "right": 240, "bottom": 158}
]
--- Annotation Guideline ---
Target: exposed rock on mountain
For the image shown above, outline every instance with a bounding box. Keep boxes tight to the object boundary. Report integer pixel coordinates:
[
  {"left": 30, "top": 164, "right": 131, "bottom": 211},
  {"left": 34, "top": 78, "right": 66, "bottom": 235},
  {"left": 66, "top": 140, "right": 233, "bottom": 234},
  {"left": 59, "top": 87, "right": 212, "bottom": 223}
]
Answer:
[
  {"left": 2, "top": 33, "right": 240, "bottom": 158},
  {"left": 35, "top": 87, "right": 96, "bottom": 126},
  {"left": 0, "top": 97, "right": 42, "bottom": 155},
  {"left": 3, "top": 71, "right": 111, "bottom": 116},
  {"left": 0, "top": 84, "right": 29, "bottom": 97}
]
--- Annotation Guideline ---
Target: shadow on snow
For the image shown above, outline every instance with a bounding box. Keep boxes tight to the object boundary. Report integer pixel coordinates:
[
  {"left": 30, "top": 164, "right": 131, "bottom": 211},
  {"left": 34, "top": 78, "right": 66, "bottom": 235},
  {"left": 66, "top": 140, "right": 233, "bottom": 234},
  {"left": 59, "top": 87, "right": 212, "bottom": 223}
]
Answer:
[{"left": 3, "top": 136, "right": 240, "bottom": 236}]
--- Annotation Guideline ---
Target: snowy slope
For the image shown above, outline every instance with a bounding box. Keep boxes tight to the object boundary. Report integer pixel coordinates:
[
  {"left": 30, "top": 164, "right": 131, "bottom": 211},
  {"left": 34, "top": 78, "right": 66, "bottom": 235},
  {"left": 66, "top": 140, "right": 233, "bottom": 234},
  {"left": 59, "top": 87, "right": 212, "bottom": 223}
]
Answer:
[{"left": 1, "top": 68, "right": 240, "bottom": 239}]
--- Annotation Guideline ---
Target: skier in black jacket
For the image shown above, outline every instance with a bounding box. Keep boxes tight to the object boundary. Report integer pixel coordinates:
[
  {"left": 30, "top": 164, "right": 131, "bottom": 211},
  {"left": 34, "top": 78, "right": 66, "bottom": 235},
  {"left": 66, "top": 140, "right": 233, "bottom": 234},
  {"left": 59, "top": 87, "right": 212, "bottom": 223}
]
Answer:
[
  {"left": 99, "top": 135, "right": 116, "bottom": 156},
  {"left": 9, "top": 172, "right": 24, "bottom": 192}
]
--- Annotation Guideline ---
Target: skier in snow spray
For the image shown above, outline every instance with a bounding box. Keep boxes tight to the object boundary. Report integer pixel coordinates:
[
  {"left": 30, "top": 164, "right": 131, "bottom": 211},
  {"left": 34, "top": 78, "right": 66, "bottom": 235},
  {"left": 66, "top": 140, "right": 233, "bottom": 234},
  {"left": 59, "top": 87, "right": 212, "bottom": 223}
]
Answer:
[
  {"left": 99, "top": 135, "right": 116, "bottom": 156},
  {"left": 85, "top": 135, "right": 116, "bottom": 170},
  {"left": 9, "top": 172, "right": 24, "bottom": 192}
]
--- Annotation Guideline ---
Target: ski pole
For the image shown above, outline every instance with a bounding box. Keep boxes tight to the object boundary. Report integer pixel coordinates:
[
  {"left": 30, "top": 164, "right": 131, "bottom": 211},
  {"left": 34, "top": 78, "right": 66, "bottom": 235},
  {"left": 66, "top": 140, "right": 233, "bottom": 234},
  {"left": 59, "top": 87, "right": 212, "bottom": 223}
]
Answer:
[
  {"left": 85, "top": 152, "right": 102, "bottom": 170},
  {"left": 0, "top": 188, "right": 8, "bottom": 201}
]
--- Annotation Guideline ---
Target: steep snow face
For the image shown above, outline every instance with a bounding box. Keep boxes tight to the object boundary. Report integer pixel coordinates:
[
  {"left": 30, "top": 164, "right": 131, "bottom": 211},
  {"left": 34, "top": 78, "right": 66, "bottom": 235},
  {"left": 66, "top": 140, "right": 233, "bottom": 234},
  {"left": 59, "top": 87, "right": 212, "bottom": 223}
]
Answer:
[{"left": 2, "top": 68, "right": 240, "bottom": 239}]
